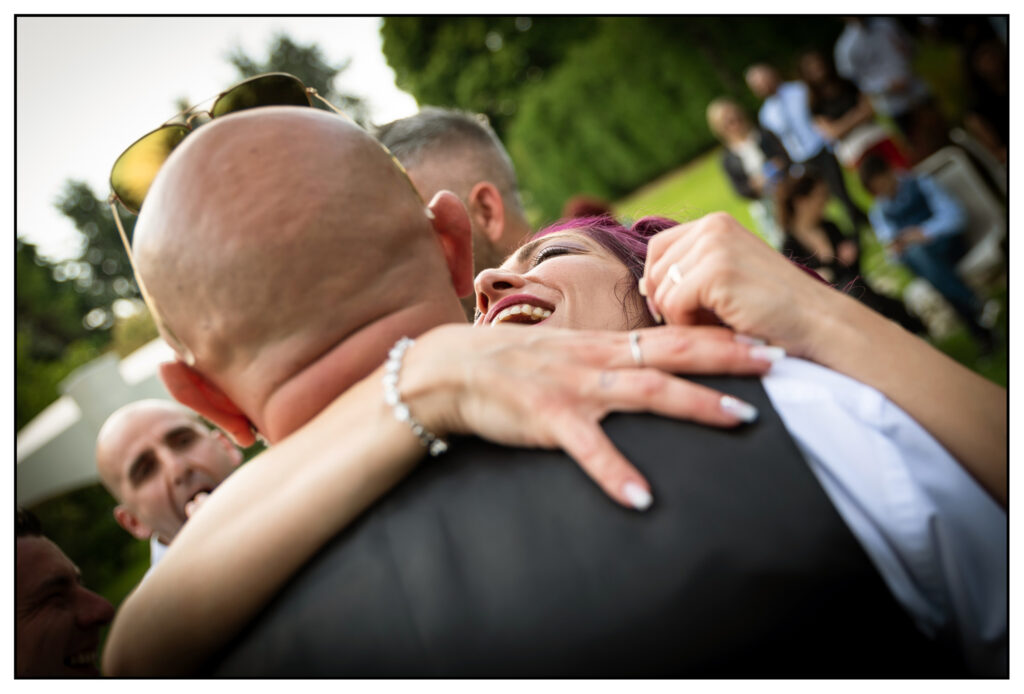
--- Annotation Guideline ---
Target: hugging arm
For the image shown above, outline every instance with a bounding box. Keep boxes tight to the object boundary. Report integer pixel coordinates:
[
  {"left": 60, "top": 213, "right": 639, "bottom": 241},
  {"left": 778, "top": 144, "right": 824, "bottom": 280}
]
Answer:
[
  {"left": 102, "top": 323, "right": 775, "bottom": 675},
  {"left": 642, "top": 213, "right": 1006, "bottom": 507}
]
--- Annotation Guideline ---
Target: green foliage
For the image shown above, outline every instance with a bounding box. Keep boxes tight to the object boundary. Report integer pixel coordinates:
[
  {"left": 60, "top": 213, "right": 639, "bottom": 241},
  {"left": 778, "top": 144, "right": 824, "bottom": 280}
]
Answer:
[
  {"left": 381, "top": 17, "right": 599, "bottom": 137},
  {"left": 29, "top": 484, "right": 150, "bottom": 608},
  {"left": 227, "top": 33, "right": 368, "bottom": 124},
  {"left": 110, "top": 306, "right": 160, "bottom": 358},
  {"left": 15, "top": 238, "right": 110, "bottom": 429},
  {"left": 506, "top": 17, "right": 842, "bottom": 220},
  {"left": 54, "top": 180, "right": 140, "bottom": 331},
  {"left": 384, "top": 17, "right": 842, "bottom": 221}
]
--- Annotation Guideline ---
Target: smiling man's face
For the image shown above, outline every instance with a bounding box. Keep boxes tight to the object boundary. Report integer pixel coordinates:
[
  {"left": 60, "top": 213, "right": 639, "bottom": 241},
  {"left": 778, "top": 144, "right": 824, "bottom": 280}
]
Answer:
[
  {"left": 16, "top": 536, "right": 114, "bottom": 677},
  {"left": 96, "top": 402, "right": 242, "bottom": 544}
]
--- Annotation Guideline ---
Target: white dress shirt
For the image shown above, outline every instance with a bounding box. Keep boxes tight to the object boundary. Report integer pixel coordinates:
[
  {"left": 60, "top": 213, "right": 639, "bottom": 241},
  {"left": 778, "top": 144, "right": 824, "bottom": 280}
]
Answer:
[{"left": 763, "top": 357, "right": 1006, "bottom": 674}]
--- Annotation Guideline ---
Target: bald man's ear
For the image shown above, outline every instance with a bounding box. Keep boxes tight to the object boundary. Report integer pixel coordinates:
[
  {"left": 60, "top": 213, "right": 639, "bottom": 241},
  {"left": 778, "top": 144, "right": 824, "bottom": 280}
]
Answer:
[
  {"left": 427, "top": 191, "right": 475, "bottom": 298},
  {"left": 467, "top": 181, "right": 506, "bottom": 245},
  {"left": 113, "top": 506, "right": 152, "bottom": 541},
  {"left": 159, "top": 361, "right": 256, "bottom": 448}
]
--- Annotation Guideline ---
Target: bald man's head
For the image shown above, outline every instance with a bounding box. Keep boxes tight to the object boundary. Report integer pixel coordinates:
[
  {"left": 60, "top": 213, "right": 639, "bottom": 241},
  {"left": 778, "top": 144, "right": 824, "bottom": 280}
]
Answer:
[
  {"left": 132, "top": 107, "right": 472, "bottom": 442},
  {"left": 96, "top": 399, "right": 241, "bottom": 543}
]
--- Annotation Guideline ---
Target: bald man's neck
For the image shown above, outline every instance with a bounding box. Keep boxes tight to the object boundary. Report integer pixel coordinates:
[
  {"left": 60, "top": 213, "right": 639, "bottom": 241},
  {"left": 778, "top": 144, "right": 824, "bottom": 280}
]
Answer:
[{"left": 259, "top": 300, "right": 466, "bottom": 443}]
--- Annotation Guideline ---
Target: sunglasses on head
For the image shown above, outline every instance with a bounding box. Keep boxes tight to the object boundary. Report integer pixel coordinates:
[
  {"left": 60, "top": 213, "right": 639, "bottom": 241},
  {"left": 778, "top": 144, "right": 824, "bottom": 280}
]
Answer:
[{"left": 106, "top": 72, "right": 426, "bottom": 365}]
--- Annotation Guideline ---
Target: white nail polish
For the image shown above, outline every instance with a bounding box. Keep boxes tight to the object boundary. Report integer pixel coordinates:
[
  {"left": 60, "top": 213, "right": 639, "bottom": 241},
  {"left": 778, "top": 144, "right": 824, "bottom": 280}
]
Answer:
[
  {"left": 638, "top": 277, "right": 648, "bottom": 297},
  {"left": 750, "top": 345, "right": 786, "bottom": 362},
  {"left": 720, "top": 395, "right": 759, "bottom": 423},
  {"left": 734, "top": 334, "right": 766, "bottom": 346},
  {"left": 623, "top": 482, "right": 653, "bottom": 511}
]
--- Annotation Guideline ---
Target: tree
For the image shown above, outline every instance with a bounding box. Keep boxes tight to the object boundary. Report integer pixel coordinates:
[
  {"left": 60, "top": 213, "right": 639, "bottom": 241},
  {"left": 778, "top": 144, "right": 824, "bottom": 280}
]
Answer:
[
  {"left": 227, "top": 33, "right": 368, "bottom": 125},
  {"left": 382, "top": 17, "right": 599, "bottom": 138}
]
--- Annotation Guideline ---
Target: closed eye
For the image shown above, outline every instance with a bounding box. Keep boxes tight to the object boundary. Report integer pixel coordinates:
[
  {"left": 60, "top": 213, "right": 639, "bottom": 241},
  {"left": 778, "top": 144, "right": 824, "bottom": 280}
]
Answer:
[{"left": 532, "top": 245, "right": 576, "bottom": 267}]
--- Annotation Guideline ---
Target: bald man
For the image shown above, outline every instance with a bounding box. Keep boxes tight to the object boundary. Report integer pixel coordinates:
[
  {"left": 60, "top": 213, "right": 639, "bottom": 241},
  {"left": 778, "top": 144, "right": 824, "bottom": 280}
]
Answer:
[
  {"left": 375, "top": 108, "right": 532, "bottom": 317},
  {"left": 96, "top": 400, "right": 241, "bottom": 566},
  {"left": 103, "top": 107, "right": 1000, "bottom": 676}
]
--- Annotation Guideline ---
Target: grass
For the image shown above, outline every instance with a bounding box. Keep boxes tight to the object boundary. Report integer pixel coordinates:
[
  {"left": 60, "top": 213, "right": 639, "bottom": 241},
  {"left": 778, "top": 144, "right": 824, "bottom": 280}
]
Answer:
[{"left": 613, "top": 147, "right": 1007, "bottom": 387}]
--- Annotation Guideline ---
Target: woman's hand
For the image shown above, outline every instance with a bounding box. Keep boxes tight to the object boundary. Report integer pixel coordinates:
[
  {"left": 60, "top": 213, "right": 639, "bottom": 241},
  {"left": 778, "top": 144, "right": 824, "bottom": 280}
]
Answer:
[
  {"left": 397, "top": 323, "right": 781, "bottom": 510},
  {"left": 641, "top": 212, "right": 840, "bottom": 361}
]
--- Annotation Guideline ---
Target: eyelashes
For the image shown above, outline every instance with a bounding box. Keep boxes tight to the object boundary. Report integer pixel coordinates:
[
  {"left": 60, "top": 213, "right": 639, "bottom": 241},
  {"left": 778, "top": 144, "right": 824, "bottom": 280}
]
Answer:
[{"left": 531, "top": 245, "right": 574, "bottom": 267}]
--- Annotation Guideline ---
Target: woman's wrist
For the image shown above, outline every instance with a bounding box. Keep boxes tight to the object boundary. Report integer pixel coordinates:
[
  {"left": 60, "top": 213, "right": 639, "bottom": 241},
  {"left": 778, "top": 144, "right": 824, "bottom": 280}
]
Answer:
[{"left": 386, "top": 327, "right": 466, "bottom": 441}]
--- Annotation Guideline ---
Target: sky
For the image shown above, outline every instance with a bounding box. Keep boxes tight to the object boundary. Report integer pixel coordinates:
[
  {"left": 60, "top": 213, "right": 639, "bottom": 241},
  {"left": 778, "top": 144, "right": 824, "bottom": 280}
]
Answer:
[{"left": 16, "top": 16, "right": 419, "bottom": 261}]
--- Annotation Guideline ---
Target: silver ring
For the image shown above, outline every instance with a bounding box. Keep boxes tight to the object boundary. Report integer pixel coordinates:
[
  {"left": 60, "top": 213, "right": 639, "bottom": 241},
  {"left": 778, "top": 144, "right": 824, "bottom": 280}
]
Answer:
[
  {"left": 667, "top": 263, "right": 683, "bottom": 286},
  {"left": 628, "top": 331, "right": 644, "bottom": 367}
]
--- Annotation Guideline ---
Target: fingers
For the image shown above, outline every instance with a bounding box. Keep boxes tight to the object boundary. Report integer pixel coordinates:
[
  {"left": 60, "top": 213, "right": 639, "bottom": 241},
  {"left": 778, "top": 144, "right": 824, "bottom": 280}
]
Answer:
[
  {"left": 555, "top": 414, "right": 653, "bottom": 511},
  {"left": 579, "top": 325, "right": 784, "bottom": 374},
  {"left": 588, "top": 367, "right": 761, "bottom": 427}
]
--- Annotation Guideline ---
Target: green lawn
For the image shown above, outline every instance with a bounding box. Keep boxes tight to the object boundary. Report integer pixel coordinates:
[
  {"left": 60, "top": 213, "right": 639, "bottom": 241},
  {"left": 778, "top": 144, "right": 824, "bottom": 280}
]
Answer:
[{"left": 613, "top": 148, "right": 1007, "bottom": 386}]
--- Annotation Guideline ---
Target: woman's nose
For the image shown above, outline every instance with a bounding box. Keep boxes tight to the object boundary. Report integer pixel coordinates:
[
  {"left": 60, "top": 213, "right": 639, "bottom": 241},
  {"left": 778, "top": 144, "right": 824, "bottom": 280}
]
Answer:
[{"left": 474, "top": 268, "right": 526, "bottom": 321}]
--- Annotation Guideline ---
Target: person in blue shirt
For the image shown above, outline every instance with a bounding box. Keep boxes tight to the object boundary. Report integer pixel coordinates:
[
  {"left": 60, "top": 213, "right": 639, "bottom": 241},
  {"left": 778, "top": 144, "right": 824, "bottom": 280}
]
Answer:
[
  {"left": 858, "top": 154, "right": 993, "bottom": 346},
  {"left": 745, "top": 62, "right": 870, "bottom": 232}
]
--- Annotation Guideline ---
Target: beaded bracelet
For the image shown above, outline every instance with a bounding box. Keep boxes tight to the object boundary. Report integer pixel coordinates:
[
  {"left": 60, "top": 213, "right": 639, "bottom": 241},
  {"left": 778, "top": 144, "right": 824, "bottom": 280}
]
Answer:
[{"left": 383, "top": 337, "right": 449, "bottom": 457}]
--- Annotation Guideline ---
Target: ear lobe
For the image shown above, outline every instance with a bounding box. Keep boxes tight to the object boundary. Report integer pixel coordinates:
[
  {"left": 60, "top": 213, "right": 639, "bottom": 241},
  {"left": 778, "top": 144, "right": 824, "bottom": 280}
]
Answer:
[
  {"left": 426, "top": 191, "right": 475, "bottom": 298},
  {"left": 159, "top": 361, "right": 256, "bottom": 448},
  {"left": 212, "top": 430, "right": 244, "bottom": 466},
  {"left": 113, "top": 506, "right": 151, "bottom": 541},
  {"left": 467, "top": 182, "right": 505, "bottom": 244}
]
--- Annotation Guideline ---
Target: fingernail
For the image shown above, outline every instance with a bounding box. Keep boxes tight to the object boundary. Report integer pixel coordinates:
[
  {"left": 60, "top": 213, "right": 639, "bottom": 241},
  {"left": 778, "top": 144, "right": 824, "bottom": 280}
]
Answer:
[
  {"left": 734, "top": 334, "right": 766, "bottom": 346},
  {"left": 638, "top": 276, "right": 648, "bottom": 297},
  {"left": 749, "top": 345, "right": 786, "bottom": 362},
  {"left": 623, "top": 482, "right": 653, "bottom": 511},
  {"left": 720, "top": 395, "right": 759, "bottom": 423},
  {"left": 645, "top": 297, "right": 663, "bottom": 324}
]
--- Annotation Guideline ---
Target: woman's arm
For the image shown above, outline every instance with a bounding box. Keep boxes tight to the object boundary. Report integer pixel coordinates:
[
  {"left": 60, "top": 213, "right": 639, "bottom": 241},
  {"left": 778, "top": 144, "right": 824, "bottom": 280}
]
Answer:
[
  {"left": 642, "top": 213, "right": 1006, "bottom": 507},
  {"left": 102, "top": 323, "right": 776, "bottom": 675},
  {"left": 813, "top": 93, "right": 876, "bottom": 140}
]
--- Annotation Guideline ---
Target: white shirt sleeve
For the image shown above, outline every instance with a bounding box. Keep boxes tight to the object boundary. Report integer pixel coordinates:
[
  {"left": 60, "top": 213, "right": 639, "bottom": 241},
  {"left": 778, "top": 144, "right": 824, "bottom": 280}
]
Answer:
[{"left": 761, "top": 357, "right": 1007, "bottom": 674}]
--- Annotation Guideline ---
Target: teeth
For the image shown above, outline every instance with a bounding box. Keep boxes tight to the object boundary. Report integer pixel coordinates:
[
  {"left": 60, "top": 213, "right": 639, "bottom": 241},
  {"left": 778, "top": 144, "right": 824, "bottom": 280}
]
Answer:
[
  {"left": 492, "top": 304, "right": 552, "bottom": 325},
  {"left": 66, "top": 651, "right": 96, "bottom": 667}
]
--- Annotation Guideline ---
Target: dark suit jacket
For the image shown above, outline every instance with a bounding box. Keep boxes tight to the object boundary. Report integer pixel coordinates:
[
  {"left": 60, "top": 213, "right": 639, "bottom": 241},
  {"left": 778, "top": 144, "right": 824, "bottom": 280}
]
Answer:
[{"left": 212, "top": 376, "right": 957, "bottom": 677}]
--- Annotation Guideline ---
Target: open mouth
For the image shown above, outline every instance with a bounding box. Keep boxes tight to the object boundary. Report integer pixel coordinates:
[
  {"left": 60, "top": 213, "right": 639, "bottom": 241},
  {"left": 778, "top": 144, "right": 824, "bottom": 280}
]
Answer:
[
  {"left": 64, "top": 649, "right": 98, "bottom": 670},
  {"left": 491, "top": 303, "right": 552, "bottom": 326}
]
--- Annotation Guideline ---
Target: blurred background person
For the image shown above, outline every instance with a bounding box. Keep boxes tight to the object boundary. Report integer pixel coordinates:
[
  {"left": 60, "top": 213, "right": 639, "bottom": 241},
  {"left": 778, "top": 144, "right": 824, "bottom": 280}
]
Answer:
[
  {"left": 774, "top": 171, "right": 924, "bottom": 334},
  {"left": 858, "top": 154, "right": 995, "bottom": 350},
  {"left": 16, "top": 507, "right": 114, "bottom": 677},
  {"left": 562, "top": 194, "right": 614, "bottom": 219},
  {"left": 95, "top": 400, "right": 242, "bottom": 572},
  {"left": 961, "top": 35, "right": 1008, "bottom": 164},
  {"left": 797, "top": 49, "right": 908, "bottom": 171},
  {"left": 745, "top": 62, "right": 871, "bottom": 233},
  {"left": 834, "top": 17, "right": 948, "bottom": 164},
  {"left": 706, "top": 96, "right": 789, "bottom": 248}
]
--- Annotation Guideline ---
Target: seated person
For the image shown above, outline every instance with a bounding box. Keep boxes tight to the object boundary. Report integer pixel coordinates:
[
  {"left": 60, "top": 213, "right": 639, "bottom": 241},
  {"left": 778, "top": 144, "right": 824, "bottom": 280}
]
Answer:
[
  {"left": 95, "top": 399, "right": 242, "bottom": 572},
  {"left": 858, "top": 154, "right": 994, "bottom": 346},
  {"left": 774, "top": 171, "right": 924, "bottom": 333},
  {"left": 102, "top": 105, "right": 1005, "bottom": 677},
  {"left": 16, "top": 507, "right": 115, "bottom": 677},
  {"left": 705, "top": 96, "right": 789, "bottom": 247},
  {"left": 797, "top": 50, "right": 908, "bottom": 170}
]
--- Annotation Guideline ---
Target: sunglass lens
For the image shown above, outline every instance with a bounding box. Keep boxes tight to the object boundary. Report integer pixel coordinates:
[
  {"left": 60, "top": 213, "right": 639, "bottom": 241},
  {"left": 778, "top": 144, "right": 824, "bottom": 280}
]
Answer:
[
  {"left": 210, "top": 73, "right": 310, "bottom": 118},
  {"left": 110, "top": 124, "right": 190, "bottom": 213}
]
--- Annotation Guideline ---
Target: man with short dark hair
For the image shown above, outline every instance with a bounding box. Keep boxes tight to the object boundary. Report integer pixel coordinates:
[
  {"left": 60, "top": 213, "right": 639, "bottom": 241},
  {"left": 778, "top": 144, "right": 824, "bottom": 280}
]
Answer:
[
  {"left": 16, "top": 508, "right": 114, "bottom": 677},
  {"left": 95, "top": 399, "right": 242, "bottom": 567},
  {"left": 375, "top": 107, "right": 532, "bottom": 316},
  {"left": 745, "top": 62, "right": 870, "bottom": 231}
]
